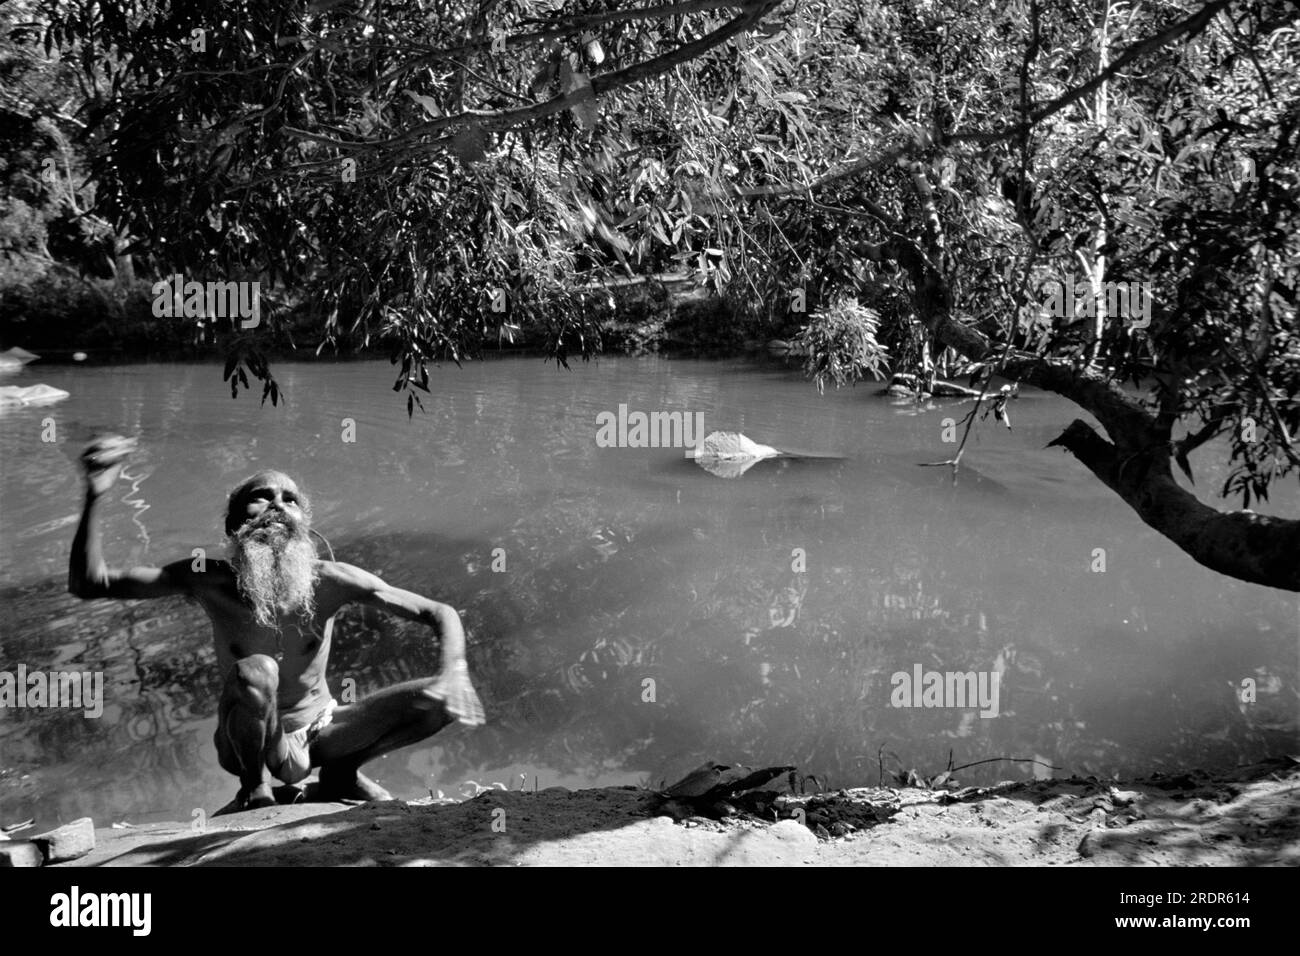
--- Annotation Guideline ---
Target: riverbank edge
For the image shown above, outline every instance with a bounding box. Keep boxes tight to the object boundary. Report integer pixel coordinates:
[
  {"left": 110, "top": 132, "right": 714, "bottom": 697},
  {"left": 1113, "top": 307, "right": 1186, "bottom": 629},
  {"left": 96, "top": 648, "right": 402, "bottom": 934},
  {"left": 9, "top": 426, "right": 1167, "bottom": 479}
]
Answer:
[
  {"left": 1, "top": 273, "right": 768, "bottom": 366},
  {"left": 10, "top": 309, "right": 774, "bottom": 366},
  {"left": 52, "top": 755, "right": 1300, "bottom": 867}
]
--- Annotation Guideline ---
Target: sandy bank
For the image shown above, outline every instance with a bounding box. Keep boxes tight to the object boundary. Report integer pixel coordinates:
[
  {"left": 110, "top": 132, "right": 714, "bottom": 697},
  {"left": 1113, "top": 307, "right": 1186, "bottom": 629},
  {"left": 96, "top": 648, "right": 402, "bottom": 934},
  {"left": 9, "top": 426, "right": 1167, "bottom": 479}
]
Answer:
[{"left": 57, "top": 757, "right": 1299, "bottom": 867}]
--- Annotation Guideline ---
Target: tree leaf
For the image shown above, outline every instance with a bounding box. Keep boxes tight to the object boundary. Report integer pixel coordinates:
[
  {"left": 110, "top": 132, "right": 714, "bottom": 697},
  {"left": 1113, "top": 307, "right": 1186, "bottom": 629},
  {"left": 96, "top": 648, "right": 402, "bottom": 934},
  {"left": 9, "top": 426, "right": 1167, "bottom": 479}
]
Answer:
[{"left": 403, "top": 90, "right": 442, "bottom": 117}]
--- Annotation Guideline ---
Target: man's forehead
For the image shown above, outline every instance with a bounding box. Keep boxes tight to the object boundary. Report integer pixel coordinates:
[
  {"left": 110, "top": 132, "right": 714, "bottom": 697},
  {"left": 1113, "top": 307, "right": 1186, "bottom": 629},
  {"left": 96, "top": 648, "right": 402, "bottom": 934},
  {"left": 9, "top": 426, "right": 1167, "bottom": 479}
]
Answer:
[{"left": 239, "top": 472, "right": 300, "bottom": 496}]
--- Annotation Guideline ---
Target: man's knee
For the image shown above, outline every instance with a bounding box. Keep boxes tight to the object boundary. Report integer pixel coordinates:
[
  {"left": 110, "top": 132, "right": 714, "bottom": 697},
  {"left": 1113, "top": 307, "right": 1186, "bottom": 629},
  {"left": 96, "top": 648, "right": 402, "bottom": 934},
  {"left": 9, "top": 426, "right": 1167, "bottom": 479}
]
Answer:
[{"left": 224, "top": 654, "right": 280, "bottom": 710}]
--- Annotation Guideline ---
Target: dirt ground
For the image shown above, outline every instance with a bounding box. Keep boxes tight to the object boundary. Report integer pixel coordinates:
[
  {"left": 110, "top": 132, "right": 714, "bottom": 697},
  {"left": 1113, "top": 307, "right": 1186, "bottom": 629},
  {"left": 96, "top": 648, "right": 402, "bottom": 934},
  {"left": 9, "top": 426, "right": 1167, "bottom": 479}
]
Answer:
[{"left": 59, "top": 756, "right": 1300, "bottom": 867}]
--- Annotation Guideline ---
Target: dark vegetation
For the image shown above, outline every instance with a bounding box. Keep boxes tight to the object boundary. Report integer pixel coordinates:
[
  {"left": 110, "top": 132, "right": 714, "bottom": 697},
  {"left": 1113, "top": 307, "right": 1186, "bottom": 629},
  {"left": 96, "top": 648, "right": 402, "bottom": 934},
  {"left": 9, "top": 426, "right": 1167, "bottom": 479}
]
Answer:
[{"left": 1, "top": 0, "right": 1296, "bottom": 588}]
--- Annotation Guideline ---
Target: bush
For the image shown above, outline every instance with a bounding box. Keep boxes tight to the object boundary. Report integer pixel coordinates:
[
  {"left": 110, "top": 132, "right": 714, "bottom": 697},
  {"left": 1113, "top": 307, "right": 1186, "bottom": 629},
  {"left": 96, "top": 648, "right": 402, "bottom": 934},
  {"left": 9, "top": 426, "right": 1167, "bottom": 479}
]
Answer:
[
  {"left": 0, "top": 259, "right": 173, "bottom": 352},
  {"left": 796, "top": 298, "right": 891, "bottom": 393}
]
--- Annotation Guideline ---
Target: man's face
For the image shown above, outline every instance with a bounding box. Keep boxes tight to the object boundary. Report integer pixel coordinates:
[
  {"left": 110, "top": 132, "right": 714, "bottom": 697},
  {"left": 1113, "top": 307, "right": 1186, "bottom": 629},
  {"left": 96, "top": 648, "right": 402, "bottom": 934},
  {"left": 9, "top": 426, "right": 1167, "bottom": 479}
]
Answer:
[
  {"left": 226, "top": 473, "right": 317, "bottom": 627},
  {"left": 234, "top": 475, "right": 309, "bottom": 540}
]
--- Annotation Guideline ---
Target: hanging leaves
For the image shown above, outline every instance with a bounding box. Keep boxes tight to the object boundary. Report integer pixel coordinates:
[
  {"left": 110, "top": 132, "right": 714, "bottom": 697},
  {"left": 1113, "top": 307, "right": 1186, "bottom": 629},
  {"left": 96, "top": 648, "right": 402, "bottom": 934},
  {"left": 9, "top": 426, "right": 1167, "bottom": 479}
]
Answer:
[{"left": 403, "top": 90, "right": 442, "bottom": 118}]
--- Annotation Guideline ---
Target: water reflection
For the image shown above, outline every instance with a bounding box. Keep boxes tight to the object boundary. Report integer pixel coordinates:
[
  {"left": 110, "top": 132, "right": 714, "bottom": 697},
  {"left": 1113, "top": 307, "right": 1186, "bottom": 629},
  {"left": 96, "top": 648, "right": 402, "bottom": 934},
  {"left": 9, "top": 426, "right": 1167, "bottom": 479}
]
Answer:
[{"left": 0, "top": 357, "right": 1296, "bottom": 829}]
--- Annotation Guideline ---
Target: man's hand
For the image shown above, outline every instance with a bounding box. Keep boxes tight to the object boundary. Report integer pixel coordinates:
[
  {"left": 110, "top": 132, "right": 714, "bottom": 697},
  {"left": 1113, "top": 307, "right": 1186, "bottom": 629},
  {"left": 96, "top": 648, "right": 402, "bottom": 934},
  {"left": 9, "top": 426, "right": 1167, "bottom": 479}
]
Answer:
[
  {"left": 80, "top": 434, "right": 137, "bottom": 497},
  {"left": 69, "top": 434, "right": 200, "bottom": 602}
]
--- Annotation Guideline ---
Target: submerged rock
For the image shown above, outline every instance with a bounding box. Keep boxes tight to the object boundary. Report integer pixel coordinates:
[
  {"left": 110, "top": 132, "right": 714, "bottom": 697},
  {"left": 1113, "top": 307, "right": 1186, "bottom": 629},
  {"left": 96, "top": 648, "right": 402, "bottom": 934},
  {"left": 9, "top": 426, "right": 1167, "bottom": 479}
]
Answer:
[
  {"left": 0, "top": 384, "right": 70, "bottom": 407},
  {"left": 688, "top": 431, "right": 782, "bottom": 478}
]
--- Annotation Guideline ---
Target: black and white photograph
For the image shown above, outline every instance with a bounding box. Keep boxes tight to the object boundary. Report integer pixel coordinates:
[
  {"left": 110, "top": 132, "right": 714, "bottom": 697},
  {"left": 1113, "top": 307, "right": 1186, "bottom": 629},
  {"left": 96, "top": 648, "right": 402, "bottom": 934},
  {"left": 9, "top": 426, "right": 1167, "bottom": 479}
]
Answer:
[{"left": 0, "top": 0, "right": 1296, "bottom": 900}]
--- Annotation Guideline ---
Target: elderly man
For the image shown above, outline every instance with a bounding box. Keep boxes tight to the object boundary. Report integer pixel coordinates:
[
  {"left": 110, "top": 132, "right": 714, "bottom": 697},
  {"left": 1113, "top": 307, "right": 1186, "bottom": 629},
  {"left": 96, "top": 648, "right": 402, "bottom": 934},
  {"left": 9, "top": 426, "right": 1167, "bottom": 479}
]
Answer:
[{"left": 69, "top": 434, "right": 484, "bottom": 814}]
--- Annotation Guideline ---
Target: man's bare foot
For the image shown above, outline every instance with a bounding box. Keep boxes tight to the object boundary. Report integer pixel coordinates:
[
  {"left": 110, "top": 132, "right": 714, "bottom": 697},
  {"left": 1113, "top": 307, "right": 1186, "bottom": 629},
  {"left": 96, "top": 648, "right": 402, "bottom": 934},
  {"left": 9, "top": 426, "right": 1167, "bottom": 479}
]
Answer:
[
  {"left": 316, "top": 767, "right": 392, "bottom": 803},
  {"left": 213, "top": 783, "right": 277, "bottom": 816}
]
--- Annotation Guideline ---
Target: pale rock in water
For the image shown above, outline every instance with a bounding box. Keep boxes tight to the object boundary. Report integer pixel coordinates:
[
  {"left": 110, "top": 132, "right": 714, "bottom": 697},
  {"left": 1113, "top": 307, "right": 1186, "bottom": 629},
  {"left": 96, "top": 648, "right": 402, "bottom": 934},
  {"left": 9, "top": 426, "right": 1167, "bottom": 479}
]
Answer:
[
  {"left": 0, "top": 384, "right": 70, "bottom": 407},
  {"left": 692, "top": 431, "right": 780, "bottom": 461},
  {"left": 689, "top": 431, "right": 782, "bottom": 478}
]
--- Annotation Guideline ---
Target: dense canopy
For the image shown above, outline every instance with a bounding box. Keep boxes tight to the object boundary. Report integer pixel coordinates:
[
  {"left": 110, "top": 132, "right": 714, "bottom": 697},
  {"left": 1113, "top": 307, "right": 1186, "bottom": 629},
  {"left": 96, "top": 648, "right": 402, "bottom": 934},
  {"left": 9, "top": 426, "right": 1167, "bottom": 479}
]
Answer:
[{"left": 3, "top": 0, "right": 1297, "bottom": 588}]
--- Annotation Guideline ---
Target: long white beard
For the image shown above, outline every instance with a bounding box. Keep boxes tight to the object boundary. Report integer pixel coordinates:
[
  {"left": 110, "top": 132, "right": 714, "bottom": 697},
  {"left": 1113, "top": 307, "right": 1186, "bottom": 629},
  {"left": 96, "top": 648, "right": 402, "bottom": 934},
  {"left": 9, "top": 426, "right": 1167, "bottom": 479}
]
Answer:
[{"left": 229, "top": 520, "right": 318, "bottom": 627}]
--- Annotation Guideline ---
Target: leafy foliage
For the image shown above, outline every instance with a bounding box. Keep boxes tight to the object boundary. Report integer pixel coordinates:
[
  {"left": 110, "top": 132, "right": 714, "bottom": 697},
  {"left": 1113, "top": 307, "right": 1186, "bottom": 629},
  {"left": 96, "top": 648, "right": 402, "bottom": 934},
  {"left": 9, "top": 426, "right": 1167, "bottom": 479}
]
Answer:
[
  {"left": 796, "top": 298, "right": 888, "bottom": 394},
  {"left": 18, "top": 0, "right": 1300, "bottom": 507}
]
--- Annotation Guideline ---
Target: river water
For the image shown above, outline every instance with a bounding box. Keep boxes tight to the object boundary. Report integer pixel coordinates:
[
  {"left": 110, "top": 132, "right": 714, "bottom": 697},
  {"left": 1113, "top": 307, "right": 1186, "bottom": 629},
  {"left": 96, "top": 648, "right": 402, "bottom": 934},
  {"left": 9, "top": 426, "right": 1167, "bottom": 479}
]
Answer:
[{"left": 0, "top": 356, "right": 1296, "bottom": 828}]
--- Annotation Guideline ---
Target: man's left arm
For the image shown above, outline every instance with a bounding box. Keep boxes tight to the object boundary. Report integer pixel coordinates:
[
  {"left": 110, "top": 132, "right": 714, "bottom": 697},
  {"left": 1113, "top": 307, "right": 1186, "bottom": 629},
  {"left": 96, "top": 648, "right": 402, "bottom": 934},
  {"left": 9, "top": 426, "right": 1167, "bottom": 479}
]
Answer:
[
  {"left": 325, "top": 561, "right": 466, "bottom": 665},
  {"left": 323, "top": 562, "right": 483, "bottom": 725}
]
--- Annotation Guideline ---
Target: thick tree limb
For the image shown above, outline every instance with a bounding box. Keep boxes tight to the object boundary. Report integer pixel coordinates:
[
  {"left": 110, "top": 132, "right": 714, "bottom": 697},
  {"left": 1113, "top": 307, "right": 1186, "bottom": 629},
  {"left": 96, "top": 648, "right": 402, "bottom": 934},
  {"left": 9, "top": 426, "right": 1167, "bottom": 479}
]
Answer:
[
  {"left": 874, "top": 231, "right": 1300, "bottom": 591},
  {"left": 1048, "top": 420, "right": 1300, "bottom": 590}
]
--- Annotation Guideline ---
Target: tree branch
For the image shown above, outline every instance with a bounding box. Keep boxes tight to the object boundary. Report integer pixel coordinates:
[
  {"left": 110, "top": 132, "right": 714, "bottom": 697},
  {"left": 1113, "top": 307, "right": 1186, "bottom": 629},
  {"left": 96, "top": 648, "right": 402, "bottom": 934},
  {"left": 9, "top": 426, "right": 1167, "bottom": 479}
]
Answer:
[
  {"left": 1048, "top": 419, "right": 1300, "bottom": 590},
  {"left": 867, "top": 228, "right": 1300, "bottom": 592},
  {"left": 946, "top": 0, "right": 1235, "bottom": 146},
  {"left": 363, "top": 0, "right": 779, "bottom": 95},
  {"left": 728, "top": 0, "right": 1243, "bottom": 203},
  {"left": 287, "top": 0, "right": 782, "bottom": 160}
]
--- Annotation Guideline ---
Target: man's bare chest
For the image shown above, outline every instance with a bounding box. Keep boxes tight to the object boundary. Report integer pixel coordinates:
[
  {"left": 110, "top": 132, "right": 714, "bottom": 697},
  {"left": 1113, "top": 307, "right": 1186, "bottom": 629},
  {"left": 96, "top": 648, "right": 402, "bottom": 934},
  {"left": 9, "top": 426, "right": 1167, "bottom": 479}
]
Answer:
[{"left": 200, "top": 583, "right": 333, "bottom": 665}]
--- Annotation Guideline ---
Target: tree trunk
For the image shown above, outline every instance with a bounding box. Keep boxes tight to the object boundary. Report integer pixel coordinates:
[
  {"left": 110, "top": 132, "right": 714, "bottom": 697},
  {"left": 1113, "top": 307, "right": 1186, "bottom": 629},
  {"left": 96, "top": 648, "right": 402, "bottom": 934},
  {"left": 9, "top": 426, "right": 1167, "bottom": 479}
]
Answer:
[
  {"left": 112, "top": 234, "right": 135, "bottom": 297},
  {"left": 874, "top": 236, "right": 1300, "bottom": 592},
  {"left": 1083, "top": 0, "right": 1111, "bottom": 368},
  {"left": 1049, "top": 420, "right": 1300, "bottom": 590}
]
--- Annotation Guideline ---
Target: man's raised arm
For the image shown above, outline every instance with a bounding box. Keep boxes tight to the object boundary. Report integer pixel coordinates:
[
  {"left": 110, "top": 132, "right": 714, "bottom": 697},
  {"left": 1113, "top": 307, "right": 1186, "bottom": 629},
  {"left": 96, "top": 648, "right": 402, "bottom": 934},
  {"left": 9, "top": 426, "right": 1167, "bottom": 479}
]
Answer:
[{"left": 69, "top": 435, "right": 196, "bottom": 601}]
